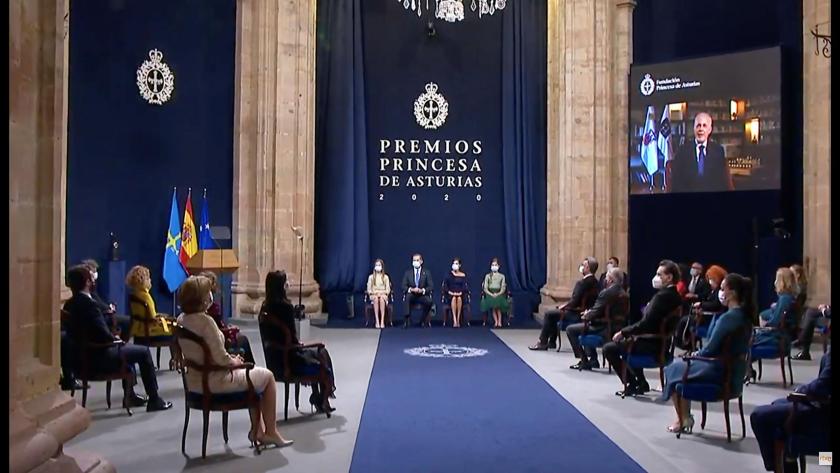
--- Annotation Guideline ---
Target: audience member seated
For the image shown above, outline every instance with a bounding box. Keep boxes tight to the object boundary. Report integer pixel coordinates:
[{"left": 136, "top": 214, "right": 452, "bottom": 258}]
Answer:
[
  {"left": 598, "top": 256, "right": 629, "bottom": 292},
  {"left": 401, "top": 253, "right": 434, "bottom": 328},
  {"left": 603, "top": 259, "right": 683, "bottom": 396},
  {"left": 793, "top": 304, "right": 831, "bottom": 360},
  {"left": 567, "top": 267, "right": 627, "bottom": 370},
  {"left": 59, "top": 315, "right": 82, "bottom": 391},
  {"left": 789, "top": 264, "right": 808, "bottom": 311},
  {"left": 259, "top": 270, "right": 337, "bottom": 414},
  {"left": 63, "top": 264, "right": 172, "bottom": 411},
  {"left": 481, "top": 257, "right": 510, "bottom": 329},
  {"left": 82, "top": 259, "right": 131, "bottom": 340},
  {"left": 443, "top": 257, "right": 469, "bottom": 328},
  {"left": 675, "top": 263, "right": 690, "bottom": 299},
  {"left": 675, "top": 264, "right": 728, "bottom": 350},
  {"left": 660, "top": 273, "right": 753, "bottom": 434},
  {"left": 750, "top": 347, "right": 831, "bottom": 473},
  {"left": 199, "top": 271, "right": 254, "bottom": 364},
  {"left": 748, "top": 267, "right": 798, "bottom": 382},
  {"left": 125, "top": 265, "right": 174, "bottom": 344},
  {"left": 176, "top": 275, "right": 292, "bottom": 448},
  {"left": 366, "top": 259, "right": 392, "bottom": 329},
  {"left": 530, "top": 256, "right": 600, "bottom": 351},
  {"left": 684, "top": 261, "right": 712, "bottom": 304}
]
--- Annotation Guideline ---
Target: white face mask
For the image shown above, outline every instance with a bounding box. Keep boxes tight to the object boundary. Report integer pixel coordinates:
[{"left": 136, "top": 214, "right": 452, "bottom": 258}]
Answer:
[
  {"left": 606, "top": 263, "right": 615, "bottom": 272},
  {"left": 412, "top": 261, "right": 421, "bottom": 269},
  {"left": 690, "top": 268, "right": 700, "bottom": 277},
  {"left": 718, "top": 289, "right": 726, "bottom": 305},
  {"left": 92, "top": 271, "right": 99, "bottom": 282},
  {"left": 452, "top": 263, "right": 460, "bottom": 271},
  {"left": 578, "top": 265, "right": 585, "bottom": 275},
  {"left": 652, "top": 275, "right": 663, "bottom": 289},
  {"left": 490, "top": 265, "right": 499, "bottom": 272},
  {"left": 374, "top": 265, "right": 382, "bottom": 272}
]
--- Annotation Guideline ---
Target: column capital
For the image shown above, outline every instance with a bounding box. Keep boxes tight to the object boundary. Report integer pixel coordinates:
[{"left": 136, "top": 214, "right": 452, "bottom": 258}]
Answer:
[{"left": 616, "top": 0, "right": 637, "bottom": 9}]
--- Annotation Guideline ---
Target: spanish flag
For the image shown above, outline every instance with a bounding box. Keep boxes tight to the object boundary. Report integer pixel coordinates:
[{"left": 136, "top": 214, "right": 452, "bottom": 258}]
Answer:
[{"left": 179, "top": 189, "right": 198, "bottom": 269}]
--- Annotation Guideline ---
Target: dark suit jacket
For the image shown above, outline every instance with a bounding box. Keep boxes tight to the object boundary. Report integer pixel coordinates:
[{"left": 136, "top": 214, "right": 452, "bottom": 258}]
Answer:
[
  {"left": 621, "top": 285, "right": 682, "bottom": 337},
  {"left": 686, "top": 276, "right": 711, "bottom": 301},
  {"left": 401, "top": 267, "right": 434, "bottom": 296},
  {"left": 564, "top": 275, "right": 600, "bottom": 311},
  {"left": 796, "top": 348, "right": 832, "bottom": 399},
  {"left": 62, "top": 293, "right": 116, "bottom": 347},
  {"left": 670, "top": 140, "right": 730, "bottom": 193},
  {"left": 585, "top": 283, "right": 626, "bottom": 327}
]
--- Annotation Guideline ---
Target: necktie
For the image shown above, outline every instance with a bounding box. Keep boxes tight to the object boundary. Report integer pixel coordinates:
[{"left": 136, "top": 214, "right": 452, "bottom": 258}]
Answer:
[
  {"left": 698, "top": 144, "right": 705, "bottom": 177},
  {"left": 415, "top": 269, "right": 420, "bottom": 287}
]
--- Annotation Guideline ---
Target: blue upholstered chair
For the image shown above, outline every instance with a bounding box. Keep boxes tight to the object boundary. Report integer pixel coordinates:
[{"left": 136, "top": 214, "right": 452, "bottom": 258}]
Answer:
[
  {"left": 689, "top": 309, "right": 724, "bottom": 350},
  {"left": 748, "top": 304, "right": 798, "bottom": 388},
  {"left": 555, "top": 286, "right": 600, "bottom": 351},
  {"left": 578, "top": 293, "right": 630, "bottom": 373},
  {"left": 174, "top": 324, "right": 263, "bottom": 458},
  {"left": 619, "top": 306, "right": 682, "bottom": 397},
  {"left": 775, "top": 391, "right": 832, "bottom": 473},
  {"left": 673, "top": 325, "right": 751, "bottom": 442}
]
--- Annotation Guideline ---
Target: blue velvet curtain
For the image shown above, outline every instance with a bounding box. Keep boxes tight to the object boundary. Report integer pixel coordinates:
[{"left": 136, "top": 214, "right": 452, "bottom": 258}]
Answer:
[
  {"left": 500, "top": 1, "right": 547, "bottom": 294},
  {"left": 314, "top": 0, "right": 370, "bottom": 293}
]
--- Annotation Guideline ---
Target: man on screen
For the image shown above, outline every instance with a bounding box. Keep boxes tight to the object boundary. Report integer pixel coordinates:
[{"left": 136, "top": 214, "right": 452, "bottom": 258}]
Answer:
[{"left": 669, "top": 112, "right": 732, "bottom": 193}]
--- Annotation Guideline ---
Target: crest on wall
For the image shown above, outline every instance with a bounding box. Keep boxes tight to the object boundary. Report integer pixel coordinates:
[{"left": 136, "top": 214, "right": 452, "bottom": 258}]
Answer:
[
  {"left": 640, "top": 73, "right": 655, "bottom": 96},
  {"left": 414, "top": 82, "right": 449, "bottom": 130},
  {"left": 136, "top": 49, "right": 175, "bottom": 105}
]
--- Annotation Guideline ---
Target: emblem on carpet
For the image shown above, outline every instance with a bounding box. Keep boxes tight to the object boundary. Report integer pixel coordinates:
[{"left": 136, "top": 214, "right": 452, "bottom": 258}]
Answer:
[{"left": 403, "top": 343, "right": 488, "bottom": 358}]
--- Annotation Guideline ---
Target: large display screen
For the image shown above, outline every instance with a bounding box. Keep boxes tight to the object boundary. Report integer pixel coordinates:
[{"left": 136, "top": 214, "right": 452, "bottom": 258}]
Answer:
[{"left": 629, "top": 47, "right": 781, "bottom": 195}]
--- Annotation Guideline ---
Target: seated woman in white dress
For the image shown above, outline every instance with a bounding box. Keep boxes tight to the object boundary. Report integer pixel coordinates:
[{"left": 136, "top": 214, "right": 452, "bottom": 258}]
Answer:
[{"left": 176, "top": 275, "right": 292, "bottom": 449}]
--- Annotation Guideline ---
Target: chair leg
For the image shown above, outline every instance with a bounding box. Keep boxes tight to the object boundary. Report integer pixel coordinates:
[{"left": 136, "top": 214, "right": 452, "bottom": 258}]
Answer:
[
  {"left": 201, "top": 409, "right": 210, "bottom": 459},
  {"left": 701, "top": 402, "right": 707, "bottom": 429},
  {"left": 82, "top": 382, "right": 88, "bottom": 407},
  {"left": 738, "top": 396, "right": 746, "bottom": 439},
  {"left": 780, "top": 356, "right": 787, "bottom": 388},
  {"left": 284, "top": 383, "right": 290, "bottom": 421},
  {"left": 659, "top": 367, "right": 665, "bottom": 391},
  {"left": 787, "top": 355, "right": 793, "bottom": 385},
  {"left": 182, "top": 406, "right": 190, "bottom": 453},
  {"left": 156, "top": 347, "right": 161, "bottom": 370},
  {"left": 294, "top": 383, "right": 300, "bottom": 410},
  {"left": 799, "top": 455, "right": 807, "bottom": 473},
  {"left": 106, "top": 381, "right": 112, "bottom": 409},
  {"left": 222, "top": 411, "right": 229, "bottom": 443},
  {"left": 723, "top": 399, "right": 732, "bottom": 443},
  {"left": 758, "top": 359, "right": 763, "bottom": 380}
]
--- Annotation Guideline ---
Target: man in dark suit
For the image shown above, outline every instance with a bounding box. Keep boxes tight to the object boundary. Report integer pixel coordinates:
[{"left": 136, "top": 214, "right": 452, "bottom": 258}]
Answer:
[
  {"left": 567, "top": 267, "right": 627, "bottom": 370},
  {"left": 62, "top": 264, "right": 173, "bottom": 411},
  {"left": 669, "top": 112, "right": 732, "bottom": 193},
  {"left": 401, "top": 253, "right": 434, "bottom": 328},
  {"left": 603, "top": 259, "right": 683, "bottom": 396},
  {"left": 82, "top": 259, "right": 132, "bottom": 340},
  {"left": 750, "top": 347, "right": 831, "bottom": 472},
  {"left": 684, "top": 261, "right": 711, "bottom": 302},
  {"left": 598, "top": 256, "right": 629, "bottom": 292},
  {"left": 530, "top": 257, "right": 601, "bottom": 350}
]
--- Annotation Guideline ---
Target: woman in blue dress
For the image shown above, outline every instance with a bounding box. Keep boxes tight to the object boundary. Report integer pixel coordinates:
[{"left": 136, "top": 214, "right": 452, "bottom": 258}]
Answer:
[
  {"left": 443, "top": 258, "right": 469, "bottom": 328},
  {"left": 747, "top": 267, "right": 798, "bottom": 380},
  {"left": 660, "top": 273, "right": 754, "bottom": 434}
]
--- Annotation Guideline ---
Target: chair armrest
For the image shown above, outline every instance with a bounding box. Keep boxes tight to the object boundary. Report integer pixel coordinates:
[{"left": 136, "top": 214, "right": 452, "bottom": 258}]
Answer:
[
  {"left": 630, "top": 333, "right": 664, "bottom": 340},
  {"left": 682, "top": 355, "right": 719, "bottom": 362},
  {"left": 87, "top": 339, "right": 124, "bottom": 349},
  {"left": 787, "top": 392, "right": 831, "bottom": 405},
  {"left": 298, "top": 342, "right": 325, "bottom": 349}
]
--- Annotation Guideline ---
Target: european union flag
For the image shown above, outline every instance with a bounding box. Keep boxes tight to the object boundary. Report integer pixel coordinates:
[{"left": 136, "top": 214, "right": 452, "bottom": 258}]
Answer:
[
  {"left": 199, "top": 189, "right": 215, "bottom": 250},
  {"left": 163, "top": 188, "right": 188, "bottom": 292}
]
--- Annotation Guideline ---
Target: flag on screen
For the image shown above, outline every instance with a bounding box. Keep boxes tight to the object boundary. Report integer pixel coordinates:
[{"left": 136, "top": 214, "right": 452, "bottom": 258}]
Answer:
[
  {"left": 163, "top": 189, "right": 188, "bottom": 292},
  {"left": 657, "top": 106, "right": 673, "bottom": 189},
  {"left": 179, "top": 189, "right": 198, "bottom": 270},
  {"left": 199, "top": 189, "right": 215, "bottom": 250},
  {"left": 641, "top": 105, "right": 659, "bottom": 176}
]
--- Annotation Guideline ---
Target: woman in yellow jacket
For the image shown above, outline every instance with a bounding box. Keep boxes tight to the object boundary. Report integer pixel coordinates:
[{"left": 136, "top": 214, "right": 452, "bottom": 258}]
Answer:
[{"left": 126, "top": 265, "right": 174, "bottom": 342}]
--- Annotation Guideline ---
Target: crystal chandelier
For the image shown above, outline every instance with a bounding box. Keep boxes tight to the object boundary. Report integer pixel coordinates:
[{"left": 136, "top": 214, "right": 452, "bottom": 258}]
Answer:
[{"left": 399, "top": 0, "right": 507, "bottom": 22}]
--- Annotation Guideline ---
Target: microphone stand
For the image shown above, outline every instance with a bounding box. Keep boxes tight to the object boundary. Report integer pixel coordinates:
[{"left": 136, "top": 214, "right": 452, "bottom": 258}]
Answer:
[{"left": 292, "top": 227, "right": 305, "bottom": 320}]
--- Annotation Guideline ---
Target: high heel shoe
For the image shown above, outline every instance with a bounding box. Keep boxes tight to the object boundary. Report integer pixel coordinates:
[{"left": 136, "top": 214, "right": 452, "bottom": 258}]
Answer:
[
  {"left": 667, "top": 415, "right": 695, "bottom": 436},
  {"left": 258, "top": 434, "right": 294, "bottom": 448},
  {"left": 248, "top": 431, "right": 263, "bottom": 454}
]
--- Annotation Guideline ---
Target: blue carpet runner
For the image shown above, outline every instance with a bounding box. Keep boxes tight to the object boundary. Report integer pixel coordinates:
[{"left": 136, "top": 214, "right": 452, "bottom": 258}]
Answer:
[{"left": 349, "top": 328, "right": 645, "bottom": 473}]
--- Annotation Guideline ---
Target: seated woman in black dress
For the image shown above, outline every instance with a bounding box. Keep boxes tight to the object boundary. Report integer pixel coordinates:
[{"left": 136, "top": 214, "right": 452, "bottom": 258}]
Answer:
[
  {"left": 259, "top": 270, "right": 337, "bottom": 414},
  {"left": 443, "top": 258, "right": 469, "bottom": 328},
  {"left": 199, "top": 271, "right": 255, "bottom": 364}
]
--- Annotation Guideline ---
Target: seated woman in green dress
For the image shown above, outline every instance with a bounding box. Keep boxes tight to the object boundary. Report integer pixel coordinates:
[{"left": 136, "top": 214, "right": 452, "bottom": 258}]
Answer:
[{"left": 481, "top": 258, "right": 510, "bottom": 328}]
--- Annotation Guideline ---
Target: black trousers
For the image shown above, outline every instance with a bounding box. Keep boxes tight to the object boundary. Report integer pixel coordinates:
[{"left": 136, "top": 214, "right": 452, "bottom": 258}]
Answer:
[
  {"left": 796, "top": 308, "right": 824, "bottom": 352},
  {"left": 566, "top": 323, "right": 604, "bottom": 362},
  {"left": 94, "top": 344, "right": 161, "bottom": 400},
  {"left": 60, "top": 331, "right": 77, "bottom": 384},
  {"left": 539, "top": 310, "right": 581, "bottom": 345},
  {"left": 602, "top": 339, "right": 660, "bottom": 388},
  {"left": 750, "top": 398, "right": 826, "bottom": 472},
  {"left": 404, "top": 293, "right": 433, "bottom": 321}
]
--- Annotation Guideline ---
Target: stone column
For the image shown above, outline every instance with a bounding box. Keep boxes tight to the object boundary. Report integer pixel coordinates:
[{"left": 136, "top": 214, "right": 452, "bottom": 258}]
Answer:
[
  {"left": 540, "top": 0, "right": 635, "bottom": 314},
  {"left": 802, "top": 0, "right": 831, "bottom": 305},
  {"left": 232, "top": 0, "right": 322, "bottom": 320},
  {"left": 9, "top": 0, "right": 113, "bottom": 471}
]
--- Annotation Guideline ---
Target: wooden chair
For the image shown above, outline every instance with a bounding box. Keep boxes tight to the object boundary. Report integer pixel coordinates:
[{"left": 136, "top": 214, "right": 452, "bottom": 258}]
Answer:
[
  {"left": 257, "top": 312, "right": 330, "bottom": 420},
  {"left": 688, "top": 306, "right": 725, "bottom": 351},
  {"left": 63, "top": 310, "right": 135, "bottom": 416},
  {"left": 675, "top": 324, "right": 752, "bottom": 442},
  {"left": 555, "top": 286, "right": 600, "bottom": 352},
  {"left": 749, "top": 303, "right": 798, "bottom": 388},
  {"left": 480, "top": 289, "right": 514, "bottom": 327},
  {"left": 128, "top": 294, "right": 176, "bottom": 370},
  {"left": 774, "top": 391, "right": 832, "bottom": 473},
  {"left": 364, "top": 291, "right": 394, "bottom": 327},
  {"left": 619, "top": 306, "right": 682, "bottom": 397},
  {"left": 441, "top": 280, "right": 471, "bottom": 327},
  {"left": 577, "top": 293, "right": 629, "bottom": 373},
  {"left": 173, "top": 324, "right": 262, "bottom": 458}
]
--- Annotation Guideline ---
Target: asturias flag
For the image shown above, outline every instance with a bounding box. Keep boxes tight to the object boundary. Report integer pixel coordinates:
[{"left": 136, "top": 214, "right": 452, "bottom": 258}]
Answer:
[
  {"left": 641, "top": 105, "right": 659, "bottom": 176},
  {"left": 179, "top": 189, "right": 198, "bottom": 269},
  {"left": 199, "top": 189, "right": 214, "bottom": 250},
  {"left": 163, "top": 189, "right": 188, "bottom": 292}
]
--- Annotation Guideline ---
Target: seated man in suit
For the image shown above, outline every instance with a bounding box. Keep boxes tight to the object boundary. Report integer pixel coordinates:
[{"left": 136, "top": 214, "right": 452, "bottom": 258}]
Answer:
[
  {"left": 567, "top": 267, "right": 627, "bottom": 370},
  {"left": 530, "top": 257, "right": 600, "bottom": 350},
  {"left": 401, "top": 253, "right": 434, "bottom": 328},
  {"left": 684, "top": 261, "right": 711, "bottom": 303},
  {"left": 62, "top": 264, "right": 173, "bottom": 412},
  {"left": 598, "top": 256, "right": 629, "bottom": 292},
  {"left": 750, "top": 347, "right": 831, "bottom": 473},
  {"left": 792, "top": 304, "right": 831, "bottom": 360},
  {"left": 603, "top": 259, "right": 683, "bottom": 396},
  {"left": 669, "top": 112, "right": 732, "bottom": 193},
  {"left": 82, "top": 259, "right": 132, "bottom": 341}
]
